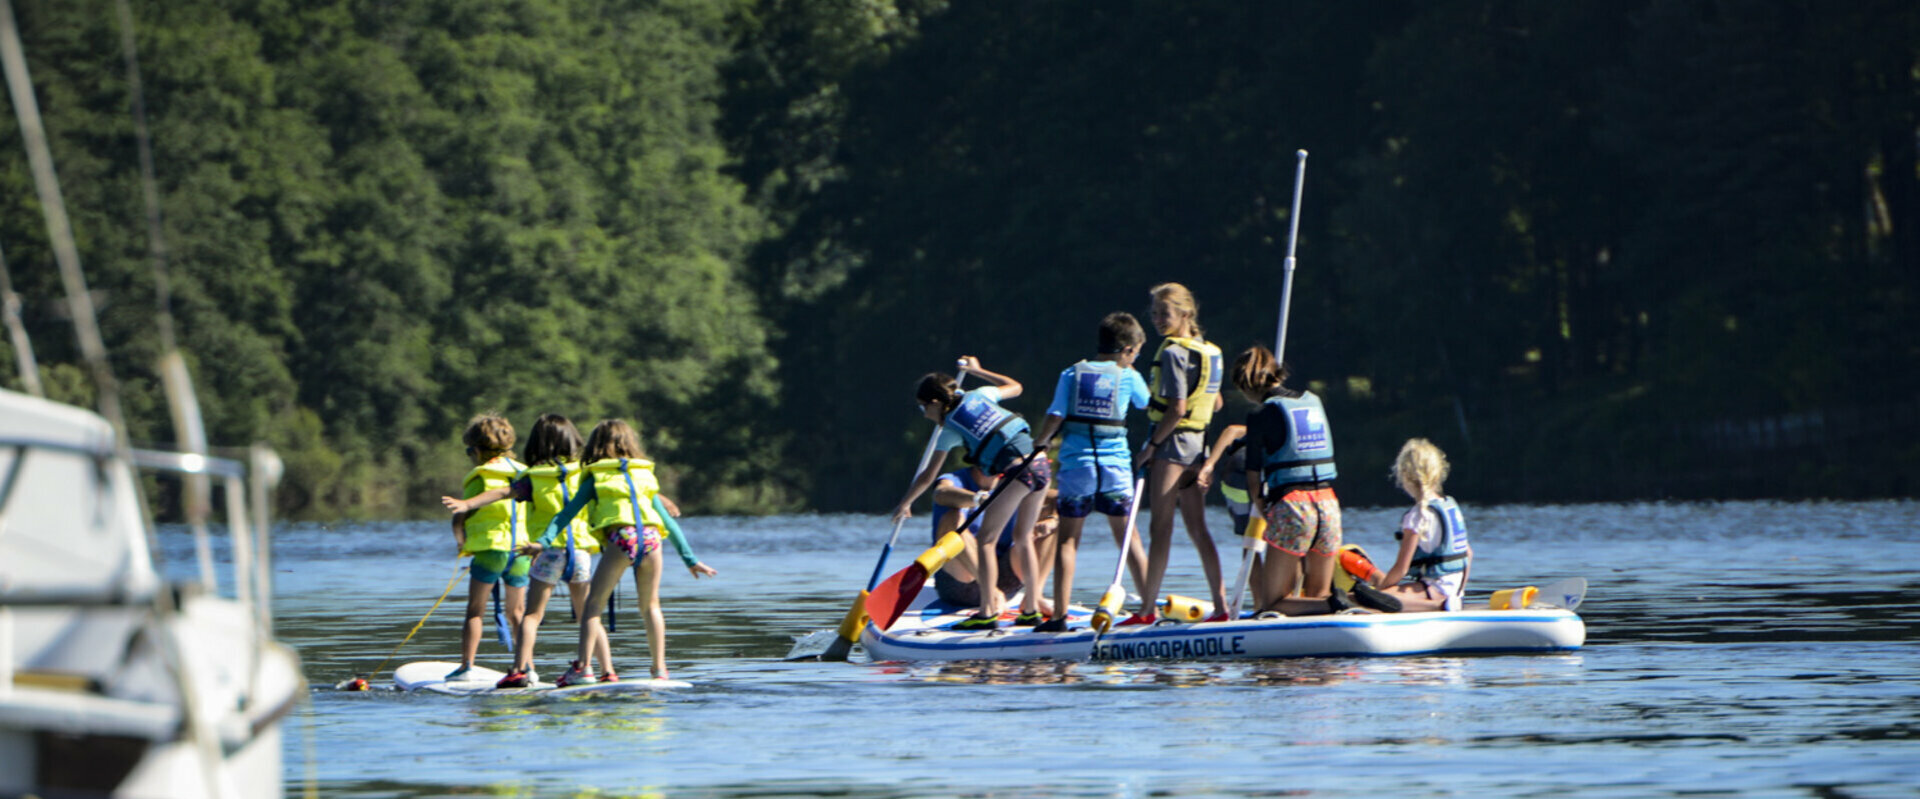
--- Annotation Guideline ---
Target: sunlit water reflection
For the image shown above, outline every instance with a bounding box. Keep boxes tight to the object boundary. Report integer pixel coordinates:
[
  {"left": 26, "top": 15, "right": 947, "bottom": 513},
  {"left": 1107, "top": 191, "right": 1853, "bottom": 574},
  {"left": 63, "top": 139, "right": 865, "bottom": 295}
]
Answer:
[{"left": 157, "top": 500, "right": 1920, "bottom": 797}]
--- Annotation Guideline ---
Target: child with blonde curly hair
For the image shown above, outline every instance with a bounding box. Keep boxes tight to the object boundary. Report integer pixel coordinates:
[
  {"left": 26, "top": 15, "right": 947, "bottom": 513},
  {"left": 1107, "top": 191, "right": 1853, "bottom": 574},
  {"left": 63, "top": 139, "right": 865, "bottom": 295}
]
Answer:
[{"left": 1366, "top": 438, "right": 1473, "bottom": 611}]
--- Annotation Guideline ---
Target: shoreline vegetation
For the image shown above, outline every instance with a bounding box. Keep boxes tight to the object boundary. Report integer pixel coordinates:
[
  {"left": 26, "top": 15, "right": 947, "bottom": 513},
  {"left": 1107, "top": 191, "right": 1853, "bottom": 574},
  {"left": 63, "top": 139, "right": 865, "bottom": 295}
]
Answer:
[{"left": 1, "top": 2, "right": 1913, "bottom": 519}]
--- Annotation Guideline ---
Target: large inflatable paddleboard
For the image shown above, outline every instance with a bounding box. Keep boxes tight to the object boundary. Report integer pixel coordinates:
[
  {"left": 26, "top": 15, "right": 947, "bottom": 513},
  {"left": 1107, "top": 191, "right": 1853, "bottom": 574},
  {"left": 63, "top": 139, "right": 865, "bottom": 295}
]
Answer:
[
  {"left": 392, "top": 661, "right": 690, "bottom": 695},
  {"left": 860, "top": 580, "right": 1587, "bottom": 663}
]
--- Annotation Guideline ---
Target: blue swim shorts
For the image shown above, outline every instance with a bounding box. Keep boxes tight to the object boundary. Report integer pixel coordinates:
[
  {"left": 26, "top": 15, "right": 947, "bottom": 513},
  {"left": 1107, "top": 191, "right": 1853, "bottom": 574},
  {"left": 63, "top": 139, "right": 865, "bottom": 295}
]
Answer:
[
  {"left": 1056, "top": 462, "right": 1134, "bottom": 519},
  {"left": 470, "top": 550, "right": 532, "bottom": 588}
]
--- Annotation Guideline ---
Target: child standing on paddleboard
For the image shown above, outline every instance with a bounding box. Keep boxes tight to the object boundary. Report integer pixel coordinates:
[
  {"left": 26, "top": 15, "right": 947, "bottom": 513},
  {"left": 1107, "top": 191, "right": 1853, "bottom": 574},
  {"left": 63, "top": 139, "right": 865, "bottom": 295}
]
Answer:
[
  {"left": 1366, "top": 438, "right": 1472, "bottom": 611},
  {"left": 1234, "top": 345, "right": 1345, "bottom": 612},
  {"left": 441, "top": 413, "right": 610, "bottom": 687},
  {"left": 1130, "top": 283, "right": 1230, "bottom": 625},
  {"left": 1028, "top": 312, "right": 1152, "bottom": 632},
  {"left": 446, "top": 414, "right": 530, "bottom": 680},
  {"left": 539, "top": 419, "right": 717, "bottom": 684},
  {"left": 890, "top": 356, "right": 1052, "bottom": 630}
]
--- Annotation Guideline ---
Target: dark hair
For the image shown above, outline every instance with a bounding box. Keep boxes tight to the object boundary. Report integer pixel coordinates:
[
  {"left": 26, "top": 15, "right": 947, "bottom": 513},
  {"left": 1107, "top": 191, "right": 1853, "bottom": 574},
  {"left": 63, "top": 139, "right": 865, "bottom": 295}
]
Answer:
[
  {"left": 583, "top": 419, "right": 645, "bottom": 462},
  {"left": 1097, "top": 312, "right": 1146, "bottom": 354},
  {"left": 522, "top": 413, "right": 584, "bottom": 466},
  {"left": 1230, "top": 345, "right": 1289, "bottom": 395},
  {"left": 915, "top": 372, "right": 961, "bottom": 413}
]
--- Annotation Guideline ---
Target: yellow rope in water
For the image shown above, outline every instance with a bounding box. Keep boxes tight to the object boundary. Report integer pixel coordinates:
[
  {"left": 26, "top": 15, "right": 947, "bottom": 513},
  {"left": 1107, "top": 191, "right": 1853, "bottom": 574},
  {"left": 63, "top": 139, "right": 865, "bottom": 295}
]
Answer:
[{"left": 362, "top": 560, "right": 466, "bottom": 682}]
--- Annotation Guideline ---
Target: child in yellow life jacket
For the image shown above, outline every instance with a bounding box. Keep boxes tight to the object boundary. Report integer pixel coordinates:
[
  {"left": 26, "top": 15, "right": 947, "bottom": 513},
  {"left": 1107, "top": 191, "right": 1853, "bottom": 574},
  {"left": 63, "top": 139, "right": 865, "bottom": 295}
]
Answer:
[
  {"left": 538, "top": 419, "right": 716, "bottom": 685},
  {"left": 445, "top": 414, "right": 531, "bottom": 681},
  {"left": 441, "top": 413, "right": 607, "bottom": 688},
  {"left": 1130, "top": 283, "right": 1230, "bottom": 625}
]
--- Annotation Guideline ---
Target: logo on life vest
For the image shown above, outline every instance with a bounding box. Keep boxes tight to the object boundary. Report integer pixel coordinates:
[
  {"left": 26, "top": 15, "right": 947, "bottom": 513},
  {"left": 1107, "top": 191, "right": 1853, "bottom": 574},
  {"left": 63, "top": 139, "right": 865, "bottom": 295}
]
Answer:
[
  {"left": 1291, "top": 407, "right": 1330, "bottom": 453},
  {"left": 1073, "top": 372, "right": 1118, "bottom": 418},
  {"left": 952, "top": 395, "right": 1009, "bottom": 440}
]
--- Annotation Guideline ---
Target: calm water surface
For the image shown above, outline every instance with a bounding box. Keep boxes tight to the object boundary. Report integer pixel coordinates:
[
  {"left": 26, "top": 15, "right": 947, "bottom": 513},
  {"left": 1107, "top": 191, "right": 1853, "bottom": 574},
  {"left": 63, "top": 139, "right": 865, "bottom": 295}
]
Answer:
[{"left": 168, "top": 500, "right": 1920, "bottom": 797}]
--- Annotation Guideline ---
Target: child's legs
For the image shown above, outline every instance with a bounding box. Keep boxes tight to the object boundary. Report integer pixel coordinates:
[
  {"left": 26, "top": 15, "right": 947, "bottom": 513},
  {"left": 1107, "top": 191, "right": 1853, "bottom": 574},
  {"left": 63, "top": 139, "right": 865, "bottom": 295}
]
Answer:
[
  {"left": 1141, "top": 458, "right": 1184, "bottom": 613},
  {"left": 630, "top": 546, "right": 666, "bottom": 678},
  {"left": 460, "top": 579, "right": 489, "bottom": 667},
  {"left": 1106, "top": 511, "right": 1149, "bottom": 594},
  {"left": 1174, "top": 477, "right": 1225, "bottom": 605},
  {"left": 974, "top": 481, "right": 1032, "bottom": 615},
  {"left": 1259, "top": 549, "right": 1305, "bottom": 610},
  {"left": 516, "top": 580, "right": 556, "bottom": 670},
  {"left": 1008, "top": 488, "right": 1046, "bottom": 613},
  {"left": 577, "top": 548, "right": 630, "bottom": 668},
  {"left": 566, "top": 579, "right": 610, "bottom": 673},
  {"left": 1052, "top": 514, "right": 1087, "bottom": 617}
]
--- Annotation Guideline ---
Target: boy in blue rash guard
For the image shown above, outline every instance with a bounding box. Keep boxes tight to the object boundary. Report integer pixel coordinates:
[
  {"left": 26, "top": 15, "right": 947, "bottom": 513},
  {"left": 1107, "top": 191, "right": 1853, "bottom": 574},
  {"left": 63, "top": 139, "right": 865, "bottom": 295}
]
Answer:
[
  {"left": 891, "top": 357, "right": 1053, "bottom": 629},
  {"left": 1028, "top": 313, "right": 1153, "bottom": 632}
]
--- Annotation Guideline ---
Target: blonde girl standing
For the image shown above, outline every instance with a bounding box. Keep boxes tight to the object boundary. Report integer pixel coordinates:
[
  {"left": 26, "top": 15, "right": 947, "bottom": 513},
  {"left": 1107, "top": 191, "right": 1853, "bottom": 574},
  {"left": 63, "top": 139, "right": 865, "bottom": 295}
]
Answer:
[{"left": 1129, "top": 283, "right": 1229, "bottom": 624}]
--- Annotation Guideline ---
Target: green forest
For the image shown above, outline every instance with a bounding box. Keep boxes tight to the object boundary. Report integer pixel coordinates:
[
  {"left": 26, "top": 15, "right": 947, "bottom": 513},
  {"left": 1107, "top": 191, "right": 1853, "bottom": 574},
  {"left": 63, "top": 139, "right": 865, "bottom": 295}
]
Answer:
[{"left": 0, "top": 0, "right": 1914, "bottom": 517}]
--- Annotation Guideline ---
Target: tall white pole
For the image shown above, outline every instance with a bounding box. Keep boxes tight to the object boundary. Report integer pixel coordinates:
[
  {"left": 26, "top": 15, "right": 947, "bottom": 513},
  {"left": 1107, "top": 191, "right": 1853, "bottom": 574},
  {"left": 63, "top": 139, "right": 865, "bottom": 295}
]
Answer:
[{"left": 1228, "top": 150, "right": 1308, "bottom": 620}]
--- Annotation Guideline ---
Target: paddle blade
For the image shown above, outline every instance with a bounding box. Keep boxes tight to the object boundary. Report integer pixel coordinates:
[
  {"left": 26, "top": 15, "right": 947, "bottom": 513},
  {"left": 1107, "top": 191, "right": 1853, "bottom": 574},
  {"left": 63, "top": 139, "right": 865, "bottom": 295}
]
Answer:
[
  {"left": 819, "top": 591, "right": 870, "bottom": 662},
  {"left": 865, "top": 564, "right": 930, "bottom": 632}
]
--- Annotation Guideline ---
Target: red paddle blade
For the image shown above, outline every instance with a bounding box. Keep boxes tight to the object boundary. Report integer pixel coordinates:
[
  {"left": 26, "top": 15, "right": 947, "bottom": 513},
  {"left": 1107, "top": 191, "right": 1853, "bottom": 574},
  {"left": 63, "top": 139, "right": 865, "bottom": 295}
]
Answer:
[{"left": 864, "top": 564, "right": 930, "bottom": 631}]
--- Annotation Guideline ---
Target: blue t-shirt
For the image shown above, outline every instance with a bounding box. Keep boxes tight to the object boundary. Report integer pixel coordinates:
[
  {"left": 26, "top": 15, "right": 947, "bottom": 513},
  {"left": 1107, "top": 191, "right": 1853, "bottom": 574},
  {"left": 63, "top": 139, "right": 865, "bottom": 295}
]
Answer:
[
  {"left": 930, "top": 469, "right": 1014, "bottom": 552},
  {"left": 1045, "top": 363, "right": 1150, "bottom": 469}
]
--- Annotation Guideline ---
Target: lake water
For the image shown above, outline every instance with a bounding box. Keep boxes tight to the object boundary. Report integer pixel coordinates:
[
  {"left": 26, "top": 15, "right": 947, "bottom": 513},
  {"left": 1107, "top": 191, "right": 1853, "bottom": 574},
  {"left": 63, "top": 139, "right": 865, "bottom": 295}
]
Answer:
[{"left": 172, "top": 500, "right": 1920, "bottom": 797}]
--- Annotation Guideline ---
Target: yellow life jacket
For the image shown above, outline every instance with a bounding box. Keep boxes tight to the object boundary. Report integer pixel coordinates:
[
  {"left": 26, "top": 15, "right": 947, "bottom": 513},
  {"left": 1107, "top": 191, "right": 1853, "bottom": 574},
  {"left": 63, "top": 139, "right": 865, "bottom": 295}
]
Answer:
[
  {"left": 524, "top": 461, "right": 596, "bottom": 553},
  {"left": 461, "top": 456, "right": 527, "bottom": 555},
  {"left": 584, "top": 457, "right": 666, "bottom": 535},
  {"left": 1146, "top": 335, "right": 1223, "bottom": 431}
]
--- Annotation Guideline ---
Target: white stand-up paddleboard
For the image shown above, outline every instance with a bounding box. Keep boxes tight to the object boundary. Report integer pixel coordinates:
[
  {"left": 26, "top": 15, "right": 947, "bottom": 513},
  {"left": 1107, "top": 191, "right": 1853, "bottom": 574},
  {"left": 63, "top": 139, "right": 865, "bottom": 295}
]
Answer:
[
  {"left": 394, "top": 661, "right": 524, "bottom": 695},
  {"left": 545, "top": 678, "right": 692, "bottom": 697},
  {"left": 392, "top": 661, "right": 690, "bottom": 695}
]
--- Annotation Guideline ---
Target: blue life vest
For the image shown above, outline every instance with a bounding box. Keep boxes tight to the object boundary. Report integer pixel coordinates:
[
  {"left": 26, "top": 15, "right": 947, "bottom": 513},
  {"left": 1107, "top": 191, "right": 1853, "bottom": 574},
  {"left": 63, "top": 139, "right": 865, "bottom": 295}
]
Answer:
[
  {"left": 1062, "top": 360, "right": 1129, "bottom": 442},
  {"left": 1259, "top": 391, "right": 1338, "bottom": 489},
  {"left": 1408, "top": 496, "right": 1471, "bottom": 579},
  {"left": 945, "top": 389, "right": 1030, "bottom": 470}
]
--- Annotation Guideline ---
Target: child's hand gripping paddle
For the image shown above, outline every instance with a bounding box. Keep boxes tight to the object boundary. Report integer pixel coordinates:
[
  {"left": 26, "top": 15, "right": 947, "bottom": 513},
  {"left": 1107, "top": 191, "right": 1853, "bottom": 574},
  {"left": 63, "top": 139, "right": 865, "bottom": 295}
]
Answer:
[{"left": 819, "top": 364, "right": 969, "bottom": 662}]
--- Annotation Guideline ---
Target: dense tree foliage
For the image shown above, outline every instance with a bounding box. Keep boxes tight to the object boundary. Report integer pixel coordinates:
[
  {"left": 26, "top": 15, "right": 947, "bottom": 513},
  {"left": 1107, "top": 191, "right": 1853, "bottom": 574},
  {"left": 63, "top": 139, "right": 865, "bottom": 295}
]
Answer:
[{"left": 0, "top": 0, "right": 1912, "bottom": 518}]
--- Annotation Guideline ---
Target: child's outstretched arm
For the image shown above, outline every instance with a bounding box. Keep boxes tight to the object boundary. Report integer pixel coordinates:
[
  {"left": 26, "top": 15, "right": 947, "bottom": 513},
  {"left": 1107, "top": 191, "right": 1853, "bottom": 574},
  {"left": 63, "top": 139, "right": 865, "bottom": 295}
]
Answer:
[
  {"left": 890, "top": 453, "right": 950, "bottom": 523},
  {"left": 957, "top": 356, "right": 1022, "bottom": 400},
  {"left": 652, "top": 494, "right": 717, "bottom": 578},
  {"left": 442, "top": 486, "right": 511, "bottom": 514}
]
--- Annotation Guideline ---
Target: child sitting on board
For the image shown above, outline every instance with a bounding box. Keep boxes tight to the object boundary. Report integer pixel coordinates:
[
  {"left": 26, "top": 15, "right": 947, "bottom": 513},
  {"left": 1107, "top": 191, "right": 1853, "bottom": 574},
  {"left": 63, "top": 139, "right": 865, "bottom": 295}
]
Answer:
[
  {"left": 446, "top": 414, "right": 530, "bottom": 680},
  {"left": 441, "top": 413, "right": 608, "bottom": 688},
  {"left": 1028, "top": 312, "right": 1153, "bottom": 632},
  {"left": 539, "top": 419, "right": 717, "bottom": 684},
  {"left": 1361, "top": 438, "right": 1473, "bottom": 612}
]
